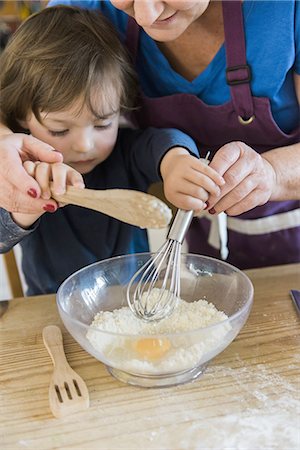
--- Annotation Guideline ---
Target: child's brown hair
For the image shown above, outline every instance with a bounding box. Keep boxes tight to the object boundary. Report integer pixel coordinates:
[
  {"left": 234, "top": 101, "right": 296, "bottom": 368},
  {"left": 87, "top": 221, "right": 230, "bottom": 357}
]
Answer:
[{"left": 0, "top": 5, "right": 138, "bottom": 132}]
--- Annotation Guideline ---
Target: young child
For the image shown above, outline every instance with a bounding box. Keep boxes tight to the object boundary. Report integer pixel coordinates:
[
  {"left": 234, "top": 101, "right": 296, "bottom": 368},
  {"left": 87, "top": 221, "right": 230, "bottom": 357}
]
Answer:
[{"left": 0, "top": 6, "right": 224, "bottom": 295}]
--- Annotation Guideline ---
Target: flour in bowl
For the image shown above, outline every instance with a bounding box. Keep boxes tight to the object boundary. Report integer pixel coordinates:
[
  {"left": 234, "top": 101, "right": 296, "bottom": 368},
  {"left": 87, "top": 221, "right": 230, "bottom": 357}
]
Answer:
[{"left": 86, "top": 288, "right": 231, "bottom": 374}]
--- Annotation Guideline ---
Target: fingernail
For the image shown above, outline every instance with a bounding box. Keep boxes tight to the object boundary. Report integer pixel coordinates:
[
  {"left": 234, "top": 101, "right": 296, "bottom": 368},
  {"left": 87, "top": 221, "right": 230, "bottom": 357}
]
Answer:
[
  {"left": 205, "top": 202, "right": 210, "bottom": 209},
  {"left": 27, "top": 188, "right": 37, "bottom": 198},
  {"left": 43, "top": 204, "right": 56, "bottom": 213},
  {"left": 53, "top": 187, "right": 65, "bottom": 196},
  {"left": 209, "top": 208, "right": 216, "bottom": 215}
]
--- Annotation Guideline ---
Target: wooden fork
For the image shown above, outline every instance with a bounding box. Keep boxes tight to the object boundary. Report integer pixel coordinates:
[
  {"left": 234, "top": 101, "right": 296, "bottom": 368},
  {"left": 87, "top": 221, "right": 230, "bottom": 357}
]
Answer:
[{"left": 42, "top": 325, "right": 89, "bottom": 418}]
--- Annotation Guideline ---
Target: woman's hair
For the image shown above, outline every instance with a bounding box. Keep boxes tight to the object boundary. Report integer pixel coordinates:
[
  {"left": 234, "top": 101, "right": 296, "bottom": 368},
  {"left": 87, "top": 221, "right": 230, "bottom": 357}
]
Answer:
[{"left": 0, "top": 5, "right": 138, "bottom": 132}]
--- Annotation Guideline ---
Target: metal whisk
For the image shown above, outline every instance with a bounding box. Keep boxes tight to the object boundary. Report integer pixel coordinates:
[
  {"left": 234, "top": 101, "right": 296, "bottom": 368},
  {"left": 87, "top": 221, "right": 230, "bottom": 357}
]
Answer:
[
  {"left": 126, "top": 209, "right": 194, "bottom": 321},
  {"left": 126, "top": 154, "right": 210, "bottom": 322}
]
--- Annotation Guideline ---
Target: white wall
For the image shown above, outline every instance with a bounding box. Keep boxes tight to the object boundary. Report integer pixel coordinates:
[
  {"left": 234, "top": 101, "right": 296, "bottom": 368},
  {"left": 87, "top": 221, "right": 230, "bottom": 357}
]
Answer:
[{"left": 0, "top": 254, "right": 11, "bottom": 299}]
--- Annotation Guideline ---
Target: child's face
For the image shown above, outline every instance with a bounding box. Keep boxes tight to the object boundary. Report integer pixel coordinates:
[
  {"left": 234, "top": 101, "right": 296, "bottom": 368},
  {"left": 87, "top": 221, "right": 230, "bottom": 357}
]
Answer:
[{"left": 23, "top": 96, "right": 120, "bottom": 175}]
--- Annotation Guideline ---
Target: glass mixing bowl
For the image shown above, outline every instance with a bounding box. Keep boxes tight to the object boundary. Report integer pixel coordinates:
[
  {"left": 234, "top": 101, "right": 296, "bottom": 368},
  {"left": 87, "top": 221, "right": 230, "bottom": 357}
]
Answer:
[{"left": 57, "top": 253, "right": 253, "bottom": 388}]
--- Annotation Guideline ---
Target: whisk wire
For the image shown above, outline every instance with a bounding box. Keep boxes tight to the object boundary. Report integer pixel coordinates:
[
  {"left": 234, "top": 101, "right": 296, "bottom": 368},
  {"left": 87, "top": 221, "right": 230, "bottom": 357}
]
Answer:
[
  {"left": 153, "top": 241, "right": 181, "bottom": 318},
  {"left": 127, "top": 240, "right": 168, "bottom": 318},
  {"left": 148, "top": 243, "right": 177, "bottom": 318},
  {"left": 139, "top": 241, "right": 171, "bottom": 315},
  {"left": 126, "top": 210, "right": 194, "bottom": 321}
]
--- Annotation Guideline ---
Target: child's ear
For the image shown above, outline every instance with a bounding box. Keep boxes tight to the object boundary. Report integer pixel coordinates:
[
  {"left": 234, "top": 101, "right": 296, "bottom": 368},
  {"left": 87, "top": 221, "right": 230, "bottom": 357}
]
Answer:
[
  {"left": 18, "top": 111, "right": 32, "bottom": 130},
  {"left": 18, "top": 119, "right": 28, "bottom": 129},
  {"left": 17, "top": 119, "right": 31, "bottom": 134}
]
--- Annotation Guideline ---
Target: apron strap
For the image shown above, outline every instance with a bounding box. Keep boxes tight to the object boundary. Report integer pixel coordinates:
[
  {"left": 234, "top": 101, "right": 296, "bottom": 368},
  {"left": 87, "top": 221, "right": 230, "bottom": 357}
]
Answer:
[
  {"left": 125, "top": 16, "right": 140, "bottom": 64},
  {"left": 125, "top": 3, "right": 255, "bottom": 122},
  {"left": 222, "top": 0, "right": 255, "bottom": 122}
]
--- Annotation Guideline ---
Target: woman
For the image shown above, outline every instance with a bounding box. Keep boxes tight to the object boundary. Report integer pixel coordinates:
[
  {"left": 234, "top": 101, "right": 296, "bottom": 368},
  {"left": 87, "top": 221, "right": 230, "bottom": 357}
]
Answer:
[{"left": 0, "top": 0, "right": 299, "bottom": 268}]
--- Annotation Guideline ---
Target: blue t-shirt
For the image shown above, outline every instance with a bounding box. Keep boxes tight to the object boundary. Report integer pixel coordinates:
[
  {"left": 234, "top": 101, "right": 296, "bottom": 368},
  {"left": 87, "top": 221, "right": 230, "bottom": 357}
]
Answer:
[{"left": 48, "top": 0, "right": 300, "bottom": 134}]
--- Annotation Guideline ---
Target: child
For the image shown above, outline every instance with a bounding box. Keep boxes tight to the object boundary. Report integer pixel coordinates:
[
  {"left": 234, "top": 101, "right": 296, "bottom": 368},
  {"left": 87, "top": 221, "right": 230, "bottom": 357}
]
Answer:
[{"left": 0, "top": 6, "right": 224, "bottom": 295}]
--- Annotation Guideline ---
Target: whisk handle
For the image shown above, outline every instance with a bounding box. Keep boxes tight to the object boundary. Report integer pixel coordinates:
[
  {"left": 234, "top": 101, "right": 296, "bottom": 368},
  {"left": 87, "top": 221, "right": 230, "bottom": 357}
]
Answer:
[{"left": 167, "top": 209, "right": 194, "bottom": 243}]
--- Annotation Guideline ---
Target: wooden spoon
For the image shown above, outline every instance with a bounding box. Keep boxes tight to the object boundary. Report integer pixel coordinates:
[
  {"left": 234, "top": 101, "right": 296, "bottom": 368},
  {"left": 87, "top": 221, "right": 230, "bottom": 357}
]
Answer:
[
  {"left": 51, "top": 186, "right": 172, "bottom": 229},
  {"left": 42, "top": 325, "right": 89, "bottom": 418}
]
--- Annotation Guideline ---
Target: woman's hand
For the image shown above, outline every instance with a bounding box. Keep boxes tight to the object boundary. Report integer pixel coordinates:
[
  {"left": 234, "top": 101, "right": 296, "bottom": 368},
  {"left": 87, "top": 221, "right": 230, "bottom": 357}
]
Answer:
[
  {"left": 0, "top": 133, "right": 63, "bottom": 214},
  {"left": 11, "top": 161, "right": 84, "bottom": 229},
  {"left": 208, "top": 141, "right": 276, "bottom": 215},
  {"left": 23, "top": 161, "right": 85, "bottom": 201},
  {"left": 160, "top": 147, "right": 224, "bottom": 213}
]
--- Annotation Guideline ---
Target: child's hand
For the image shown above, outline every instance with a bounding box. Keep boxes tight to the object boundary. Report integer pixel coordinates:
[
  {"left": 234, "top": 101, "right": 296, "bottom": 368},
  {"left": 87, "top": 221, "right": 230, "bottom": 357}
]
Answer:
[
  {"left": 11, "top": 162, "right": 85, "bottom": 229},
  {"left": 160, "top": 148, "right": 225, "bottom": 214},
  {"left": 23, "top": 161, "right": 84, "bottom": 200}
]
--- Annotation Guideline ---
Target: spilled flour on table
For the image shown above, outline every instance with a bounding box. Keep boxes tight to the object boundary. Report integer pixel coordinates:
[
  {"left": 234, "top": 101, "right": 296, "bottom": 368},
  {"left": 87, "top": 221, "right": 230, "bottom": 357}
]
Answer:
[
  {"left": 86, "top": 289, "right": 231, "bottom": 374},
  {"left": 137, "top": 362, "right": 300, "bottom": 450}
]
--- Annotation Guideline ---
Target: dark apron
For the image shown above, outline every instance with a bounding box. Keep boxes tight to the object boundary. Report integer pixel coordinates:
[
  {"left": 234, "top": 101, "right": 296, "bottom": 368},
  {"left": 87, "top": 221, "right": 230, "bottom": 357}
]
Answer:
[{"left": 125, "top": 0, "right": 300, "bottom": 269}]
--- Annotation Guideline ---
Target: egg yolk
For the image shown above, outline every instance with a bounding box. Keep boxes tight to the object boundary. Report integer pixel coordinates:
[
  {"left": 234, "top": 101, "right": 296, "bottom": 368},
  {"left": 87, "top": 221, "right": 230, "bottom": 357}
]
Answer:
[{"left": 132, "top": 338, "right": 171, "bottom": 360}]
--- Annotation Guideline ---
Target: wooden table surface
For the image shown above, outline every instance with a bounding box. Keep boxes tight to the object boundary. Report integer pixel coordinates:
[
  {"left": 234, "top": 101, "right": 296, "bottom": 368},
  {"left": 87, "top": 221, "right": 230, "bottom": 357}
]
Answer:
[{"left": 1, "top": 264, "right": 299, "bottom": 450}]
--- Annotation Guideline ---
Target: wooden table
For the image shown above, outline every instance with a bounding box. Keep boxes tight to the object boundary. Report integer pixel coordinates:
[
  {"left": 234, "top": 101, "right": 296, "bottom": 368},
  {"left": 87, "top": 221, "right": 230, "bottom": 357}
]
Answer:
[{"left": 1, "top": 264, "right": 299, "bottom": 449}]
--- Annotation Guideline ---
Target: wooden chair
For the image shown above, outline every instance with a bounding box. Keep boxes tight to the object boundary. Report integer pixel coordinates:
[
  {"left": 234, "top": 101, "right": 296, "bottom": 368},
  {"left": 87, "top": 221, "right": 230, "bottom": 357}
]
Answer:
[{"left": 3, "top": 249, "right": 24, "bottom": 298}]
